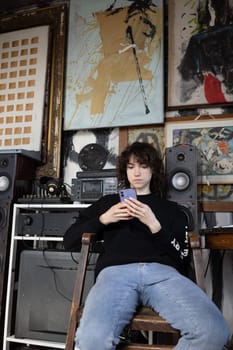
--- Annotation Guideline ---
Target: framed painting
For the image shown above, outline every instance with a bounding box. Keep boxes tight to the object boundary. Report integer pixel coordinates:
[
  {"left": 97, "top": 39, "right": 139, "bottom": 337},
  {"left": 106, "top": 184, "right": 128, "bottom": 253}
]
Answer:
[
  {"left": 128, "top": 125, "right": 165, "bottom": 159},
  {"left": 0, "top": 4, "right": 67, "bottom": 178},
  {"left": 198, "top": 184, "right": 233, "bottom": 202},
  {"left": 165, "top": 117, "right": 233, "bottom": 184},
  {"left": 167, "top": 0, "right": 233, "bottom": 109},
  {"left": 64, "top": 0, "right": 164, "bottom": 130},
  {"left": 0, "top": 26, "right": 49, "bottom": 157}
]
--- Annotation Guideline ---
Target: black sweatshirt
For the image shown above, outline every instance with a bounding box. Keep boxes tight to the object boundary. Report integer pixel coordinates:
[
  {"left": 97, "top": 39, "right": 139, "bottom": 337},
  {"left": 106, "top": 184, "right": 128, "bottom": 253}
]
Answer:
[{"left": 63, "top": 194, "right": 190, "bottom": 277}]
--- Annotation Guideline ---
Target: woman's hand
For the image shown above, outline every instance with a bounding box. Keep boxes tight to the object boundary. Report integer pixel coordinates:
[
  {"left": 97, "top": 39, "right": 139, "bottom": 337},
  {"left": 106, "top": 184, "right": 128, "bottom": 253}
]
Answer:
[
  {"left": 123, "top": 198, "right": 161, "bottom": 234},
  {"left": 99, "top": 202, "right": 133, "bottom": 225}
]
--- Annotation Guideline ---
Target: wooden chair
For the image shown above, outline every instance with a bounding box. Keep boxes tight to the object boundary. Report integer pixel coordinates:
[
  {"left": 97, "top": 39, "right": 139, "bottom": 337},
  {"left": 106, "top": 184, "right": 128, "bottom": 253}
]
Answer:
[
  {"left": 65, "top": 231, "right": 205, "bottom": 350},
  {"left": 200, "top": 201, "right": 233, "bottom": 252}
]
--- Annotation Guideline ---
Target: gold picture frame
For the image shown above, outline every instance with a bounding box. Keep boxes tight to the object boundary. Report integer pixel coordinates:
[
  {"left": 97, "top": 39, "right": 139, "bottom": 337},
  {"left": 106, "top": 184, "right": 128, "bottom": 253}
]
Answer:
[{"left": 0, "top": 4, "right": 67, "bottom": 178}]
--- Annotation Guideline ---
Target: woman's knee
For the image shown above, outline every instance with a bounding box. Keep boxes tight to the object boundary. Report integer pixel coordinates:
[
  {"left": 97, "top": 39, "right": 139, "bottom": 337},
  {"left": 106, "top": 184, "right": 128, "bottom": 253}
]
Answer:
[
  {"left": 190, "top": 311, "right": 230, "bottom": 349},
  {"left": 205, "top": 316, "right": 230, "bottom": 347}
]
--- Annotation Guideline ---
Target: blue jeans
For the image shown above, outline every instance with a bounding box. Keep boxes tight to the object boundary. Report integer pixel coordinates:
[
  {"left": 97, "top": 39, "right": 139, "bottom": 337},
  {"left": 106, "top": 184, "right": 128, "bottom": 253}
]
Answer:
[{"left": 75, "top": 263, "right": 230, "bottom": 350}]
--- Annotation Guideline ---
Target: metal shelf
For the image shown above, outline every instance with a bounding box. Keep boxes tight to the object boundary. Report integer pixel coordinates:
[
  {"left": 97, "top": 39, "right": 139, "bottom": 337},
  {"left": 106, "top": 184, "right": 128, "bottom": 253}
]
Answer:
[
  {"left": 6, "top": 335, "right": 65, "bottom": 349},
  {"left": 14, "top": 235, "right": 64, "bottom": 241},
  {"left": 3, "top": 203, "right": 89, "bottom": 350}
]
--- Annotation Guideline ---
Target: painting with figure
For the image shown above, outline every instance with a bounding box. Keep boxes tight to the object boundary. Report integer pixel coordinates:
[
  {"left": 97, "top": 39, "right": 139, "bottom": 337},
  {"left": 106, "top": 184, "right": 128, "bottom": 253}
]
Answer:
[
  {"left": 64, "top": 0, "right": 164, "bottom": 129},
  {"left": 128, "top": 126, "right": 164, "bottom": 159},
  {"left": 168, "top": 0, "right": 233, "bottom": 108}
]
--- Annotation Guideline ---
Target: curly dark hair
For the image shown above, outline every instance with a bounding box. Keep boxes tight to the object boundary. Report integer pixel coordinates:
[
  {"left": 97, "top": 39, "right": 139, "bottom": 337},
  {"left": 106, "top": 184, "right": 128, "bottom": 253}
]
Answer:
[{"left": 117, "top": 142, "right": 166, "bottom": 198}]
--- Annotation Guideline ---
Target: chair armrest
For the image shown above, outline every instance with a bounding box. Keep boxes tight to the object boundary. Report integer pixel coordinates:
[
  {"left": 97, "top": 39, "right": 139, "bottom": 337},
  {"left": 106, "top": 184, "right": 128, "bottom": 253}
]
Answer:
[
  {"left": 65, "top": 232, "right": 96, "bottom": 350},
  {"left": 188, "top": 232, "right": 206, "bottom": 292},
  {"left": 189, "top": 231, "right": 201, "bottom": 249},
  {"left": 81, "top": 232, "right": 96, "bottom": 245}
]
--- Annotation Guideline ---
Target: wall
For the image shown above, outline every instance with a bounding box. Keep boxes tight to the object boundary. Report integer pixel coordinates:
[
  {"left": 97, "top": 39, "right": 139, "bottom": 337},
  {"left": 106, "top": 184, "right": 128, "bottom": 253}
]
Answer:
[{"left": 1, "top": 0, "right": 233, "bottom": 338}]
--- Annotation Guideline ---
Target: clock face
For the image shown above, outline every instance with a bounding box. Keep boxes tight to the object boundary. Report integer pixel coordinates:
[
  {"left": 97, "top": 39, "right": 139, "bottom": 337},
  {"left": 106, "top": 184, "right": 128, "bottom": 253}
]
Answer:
[{"left": 78, "top": 143, "right": 108, "bottom": 171}]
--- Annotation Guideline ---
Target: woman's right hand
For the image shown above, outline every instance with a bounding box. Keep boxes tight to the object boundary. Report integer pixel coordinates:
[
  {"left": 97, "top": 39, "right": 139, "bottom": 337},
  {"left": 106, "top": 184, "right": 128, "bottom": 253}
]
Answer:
[{"left": 99, "top": 202, "right": 133, "bottom": 225}]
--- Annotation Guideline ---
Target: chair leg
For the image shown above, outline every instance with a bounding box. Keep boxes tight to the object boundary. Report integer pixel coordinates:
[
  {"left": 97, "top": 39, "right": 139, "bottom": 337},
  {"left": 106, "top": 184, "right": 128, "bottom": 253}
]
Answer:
[{"left": 148, "top": 331, "right": 153, "bottom": 344}]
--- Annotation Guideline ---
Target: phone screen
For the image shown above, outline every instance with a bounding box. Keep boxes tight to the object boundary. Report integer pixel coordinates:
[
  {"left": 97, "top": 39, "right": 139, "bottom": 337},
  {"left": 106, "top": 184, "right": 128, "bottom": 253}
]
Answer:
[{"left": 119, "top": 188, "right": 137, "bottom": 202}]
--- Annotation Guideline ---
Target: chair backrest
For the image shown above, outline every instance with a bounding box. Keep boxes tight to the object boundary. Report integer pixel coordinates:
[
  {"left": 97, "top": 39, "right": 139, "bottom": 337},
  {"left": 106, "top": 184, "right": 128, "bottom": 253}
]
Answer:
[
  {"left": 200, "top": 200, "right": 233, "bottom": 310},
  {"left": 65, "top": 231, "right": 206, "bottom": 350}
]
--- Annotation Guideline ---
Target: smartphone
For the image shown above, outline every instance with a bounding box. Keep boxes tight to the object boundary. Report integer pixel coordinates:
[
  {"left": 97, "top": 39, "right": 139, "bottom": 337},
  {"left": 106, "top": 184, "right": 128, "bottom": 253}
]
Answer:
[{"left": 119, "top": 188, "right": 137, "bottom": 202}]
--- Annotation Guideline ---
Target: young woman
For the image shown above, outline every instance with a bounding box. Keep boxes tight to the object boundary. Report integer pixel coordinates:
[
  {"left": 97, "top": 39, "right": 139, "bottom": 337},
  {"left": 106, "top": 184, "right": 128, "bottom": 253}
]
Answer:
[{"left": 64, "top": 141, "right": 229, "bottom": 350}]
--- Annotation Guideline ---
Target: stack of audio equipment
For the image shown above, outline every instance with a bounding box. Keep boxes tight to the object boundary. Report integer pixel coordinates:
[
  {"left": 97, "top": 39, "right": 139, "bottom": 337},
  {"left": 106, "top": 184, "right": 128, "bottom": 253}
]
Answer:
[{"left": 0, "top": 153, "right": 37, "bottom": 333}]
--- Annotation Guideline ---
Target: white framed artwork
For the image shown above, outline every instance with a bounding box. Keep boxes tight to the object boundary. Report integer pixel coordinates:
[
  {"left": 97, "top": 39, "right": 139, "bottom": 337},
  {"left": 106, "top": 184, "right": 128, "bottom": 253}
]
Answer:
[
  {"left": 0, "top": 26, "right": 49, "bottom": 155},
  {"left": 64, "top": 0, "right": 164, "bottom": 129}
]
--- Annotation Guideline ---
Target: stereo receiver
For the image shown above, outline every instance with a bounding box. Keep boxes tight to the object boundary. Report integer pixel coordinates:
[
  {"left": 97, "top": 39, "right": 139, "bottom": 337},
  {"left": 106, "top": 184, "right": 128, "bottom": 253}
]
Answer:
[
  {"left": 71, "top": 169, "right": 118, "bottom": 203},
  {"left": 16, "top": 208, "right": 82, "bottom": 236}
]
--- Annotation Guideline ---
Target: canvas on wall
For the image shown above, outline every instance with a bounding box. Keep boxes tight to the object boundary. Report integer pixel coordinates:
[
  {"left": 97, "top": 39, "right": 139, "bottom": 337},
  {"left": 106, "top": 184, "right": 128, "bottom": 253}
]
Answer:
[
  {"left": 128, "top": 125, "right": 164, "bottom": 159},
  {"left": 168, "top": 0, "right": 233, "bottom": 109},
  {"left": 165, "top": 118, "right": 233, "bottom": 184},
  {"left": 64, "top": 0, "right": 164, "bottom": 130},
  {"left": 0, "top": 26, "right": 49, "bottom": 154}
]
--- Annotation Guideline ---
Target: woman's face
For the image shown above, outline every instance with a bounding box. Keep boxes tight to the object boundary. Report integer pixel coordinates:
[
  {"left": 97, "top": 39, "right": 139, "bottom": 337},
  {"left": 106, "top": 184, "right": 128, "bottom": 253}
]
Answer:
[{"left": 126, "top": 155, "right": 152, "bottom": 195}]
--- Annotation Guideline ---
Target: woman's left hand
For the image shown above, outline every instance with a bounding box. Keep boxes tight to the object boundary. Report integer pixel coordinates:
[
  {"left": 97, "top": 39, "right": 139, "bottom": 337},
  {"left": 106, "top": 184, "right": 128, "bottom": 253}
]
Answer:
[{"left": 123, "top": 198, "right": 161, "bottom": 234}]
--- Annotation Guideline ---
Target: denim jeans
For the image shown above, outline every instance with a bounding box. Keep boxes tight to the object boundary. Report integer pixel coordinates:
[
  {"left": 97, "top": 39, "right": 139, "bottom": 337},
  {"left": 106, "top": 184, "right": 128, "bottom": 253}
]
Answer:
[{"left": 74, "top": 263, "right": 230, "bottom": 350}]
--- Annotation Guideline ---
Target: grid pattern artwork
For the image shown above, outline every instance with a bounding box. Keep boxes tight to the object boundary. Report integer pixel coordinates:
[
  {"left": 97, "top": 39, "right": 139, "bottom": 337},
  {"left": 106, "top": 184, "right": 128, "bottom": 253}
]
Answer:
[{"left": 0, "top": 26, "right": 49, "bottom": 153}]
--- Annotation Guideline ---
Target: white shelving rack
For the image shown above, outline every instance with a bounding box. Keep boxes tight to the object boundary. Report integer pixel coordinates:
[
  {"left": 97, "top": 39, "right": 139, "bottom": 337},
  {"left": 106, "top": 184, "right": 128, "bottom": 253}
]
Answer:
[{"left": 3, "top": 202, "right": 89, "bottom": 350}]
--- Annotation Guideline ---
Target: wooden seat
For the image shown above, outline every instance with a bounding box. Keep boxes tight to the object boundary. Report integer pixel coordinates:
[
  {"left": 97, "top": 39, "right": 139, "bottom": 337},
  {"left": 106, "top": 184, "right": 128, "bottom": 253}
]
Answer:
[{"left": 65, "top": 231, "right": 205, "bottom": 350}]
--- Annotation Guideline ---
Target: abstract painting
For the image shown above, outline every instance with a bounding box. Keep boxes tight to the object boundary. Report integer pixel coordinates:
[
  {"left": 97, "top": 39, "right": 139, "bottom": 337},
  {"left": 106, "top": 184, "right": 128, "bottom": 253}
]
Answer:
[
  {"left": 128, "top": 125, "right": 164, "bottom": 158},
  {"left": 165, "top": 118, "right": 233, "bottom": 184},
  {"left": 199, "top": 184, "right": 233, "bottom": 201},
  {"left": 64, "top": 0, "right": 164, "bottom": 129},
  {"left": 168, "top": 0, "right": 233, "bottom": 109}
]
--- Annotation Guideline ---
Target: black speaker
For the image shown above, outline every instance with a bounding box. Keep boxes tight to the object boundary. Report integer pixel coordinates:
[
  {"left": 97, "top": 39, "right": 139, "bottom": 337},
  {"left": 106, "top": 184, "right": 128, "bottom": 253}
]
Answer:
[
  {"left": 0, "top": 153, "right": 37, "bottom": 337},
  {"left": 165, "top": 145, "right": 198, "bottom": 231},
  {"left": 0, "top": 200, "right": 12, "bottom": 295},
  {"left": 0, "top": 153, "right": 36, "bottom": 200}
]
